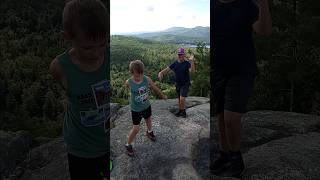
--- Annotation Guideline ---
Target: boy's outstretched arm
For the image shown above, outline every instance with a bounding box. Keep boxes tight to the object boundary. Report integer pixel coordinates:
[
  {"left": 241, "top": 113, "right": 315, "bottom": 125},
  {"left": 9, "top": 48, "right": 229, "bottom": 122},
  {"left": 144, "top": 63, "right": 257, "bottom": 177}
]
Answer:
[
  {"left": 158, "top": 67, "right": 171, "bottom": 81},
  {"left": 253, "top": 0, "right": 272, "bottom": 36},
  {"left": 147, "top": 76, "right": 167, "bottom": 100},
  {"left": 188, "top": 54, "right": 196, "bottom": 73}
]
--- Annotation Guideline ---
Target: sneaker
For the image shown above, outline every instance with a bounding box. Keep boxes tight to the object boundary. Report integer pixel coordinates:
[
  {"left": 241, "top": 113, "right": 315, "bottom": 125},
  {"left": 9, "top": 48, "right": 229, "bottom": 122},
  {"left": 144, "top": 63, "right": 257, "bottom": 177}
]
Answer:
[
  {"left": 175, "top": 110, "right": 182, "bottom": 117},
  {"left": 181, "top": 110, "right": 187, "bottom": 118},
  {"left": 125, "top": 144, "right": 134, "bottom": 156},
  {"left": 146, "top": 131, "right": 156, "bottom": 141},
  {"left": 211, "top": 150, "right": 230, "bottom": 175},
  {"left": 227, "top": 151, "right": 245, "bottom": 178}
]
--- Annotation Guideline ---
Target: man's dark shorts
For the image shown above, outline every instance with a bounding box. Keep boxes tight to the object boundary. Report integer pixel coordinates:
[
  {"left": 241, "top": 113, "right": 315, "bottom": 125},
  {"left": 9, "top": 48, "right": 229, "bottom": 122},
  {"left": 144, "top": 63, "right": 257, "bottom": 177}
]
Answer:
[
  {"left": 175, "top": 83, "right": 190, "bottom": 98},
  {"left": 131, "top": 105, "right": 152, "bottom": 125},
  {"left": 213, "top": 69, "right": 256, "bottom": 114}
]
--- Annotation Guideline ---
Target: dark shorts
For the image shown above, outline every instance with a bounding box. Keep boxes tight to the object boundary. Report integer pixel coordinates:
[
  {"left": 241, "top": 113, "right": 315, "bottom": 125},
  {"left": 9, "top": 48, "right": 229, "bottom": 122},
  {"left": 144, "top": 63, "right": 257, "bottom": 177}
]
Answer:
[
  {"left": 67, "top": 152, "right": 109, "bottom": 180},
  {"left": 131, "top": 105, "right": 152, "bottom": 125},
  {"left": 175, "top": 83, "right": 190, "bottom": 98},
  {"left": 213, "top": 69, "right": 256, "bottom": 114}
]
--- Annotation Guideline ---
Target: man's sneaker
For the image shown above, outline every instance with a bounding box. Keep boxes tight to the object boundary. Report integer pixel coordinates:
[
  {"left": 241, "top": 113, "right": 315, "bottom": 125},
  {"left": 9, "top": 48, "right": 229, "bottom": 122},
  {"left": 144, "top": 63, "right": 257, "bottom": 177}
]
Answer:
[
  {"left": 227, "top": 151, "right": 245, "bottom": 178},
  {"left": 146, "top": 131, "right": 156, "bottom": 141},
  {"left": 175, "top": 110, "right": 182, "bottom": 117},
  {"left": 125, "top": 144, "right": 134, "bottom": 156},
  {"left": 211, "top": 150, "right": 230, "bottom": 175},
  {"left": 181, "top": 110, "right": 187, "bottom": 118}
]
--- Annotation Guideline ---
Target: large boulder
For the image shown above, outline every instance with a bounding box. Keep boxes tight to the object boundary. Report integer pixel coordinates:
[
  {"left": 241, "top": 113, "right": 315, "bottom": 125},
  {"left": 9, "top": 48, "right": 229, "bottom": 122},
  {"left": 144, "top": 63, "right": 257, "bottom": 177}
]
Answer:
[
  {"left": 110, "top": 97, "right": 211, "bottom": 180},
  {"left": 242, "top": 132, "right": 320, "bottom": 180},
  {"left": 0, "top": 130, "right": 32, "bottom": 179},
  {"left": 3, "top": 100, "right": 320, "bottom": 180},
  {"left": 211, "top": 111, "right": 320, "bottom": 153}
]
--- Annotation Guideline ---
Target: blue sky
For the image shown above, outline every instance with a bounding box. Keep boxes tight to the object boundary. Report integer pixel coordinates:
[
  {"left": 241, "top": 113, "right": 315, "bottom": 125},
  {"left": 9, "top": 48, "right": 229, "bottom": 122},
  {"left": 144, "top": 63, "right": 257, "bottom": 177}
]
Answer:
[{"left": 111, "top": 0, "right": 210, "bottom": 34}]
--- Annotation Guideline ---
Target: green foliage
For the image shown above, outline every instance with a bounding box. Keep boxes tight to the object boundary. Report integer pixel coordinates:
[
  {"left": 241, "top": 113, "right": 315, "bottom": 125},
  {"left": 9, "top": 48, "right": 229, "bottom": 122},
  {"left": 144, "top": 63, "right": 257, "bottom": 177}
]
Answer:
[
  {"left": 110, "top": 36, "right": 210, "bottom": 103},
  {"left": 0, "top": 0, "right": 66, "bottom": 137},
  {"left": 247, "top": 0, "right": 320, "bottom": 113}
]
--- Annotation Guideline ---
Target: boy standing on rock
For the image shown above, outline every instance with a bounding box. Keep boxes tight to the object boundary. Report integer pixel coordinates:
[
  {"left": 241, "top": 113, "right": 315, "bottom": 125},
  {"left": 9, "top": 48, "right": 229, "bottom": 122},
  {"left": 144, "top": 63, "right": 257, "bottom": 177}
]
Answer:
[
  {"left": 158, "top": 48, "right": 196, "bottom": 118},
  {"left": 124, "top": 60, "right": 167, "bottom": 156}
]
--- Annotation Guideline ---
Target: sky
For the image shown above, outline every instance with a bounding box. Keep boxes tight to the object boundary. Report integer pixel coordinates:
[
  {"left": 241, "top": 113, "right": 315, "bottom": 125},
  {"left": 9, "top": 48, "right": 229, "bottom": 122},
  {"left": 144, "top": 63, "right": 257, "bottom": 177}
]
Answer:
[{"left": 110, "top": 0, "right": 210, "bottom": 34}]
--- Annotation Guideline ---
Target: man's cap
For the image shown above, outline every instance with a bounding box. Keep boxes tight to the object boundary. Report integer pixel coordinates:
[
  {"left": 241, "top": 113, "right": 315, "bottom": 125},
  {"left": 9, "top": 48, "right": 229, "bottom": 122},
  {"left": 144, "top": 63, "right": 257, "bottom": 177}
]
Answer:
[{"left": 177, "top": 48, "right": 185, "bottom": 55}]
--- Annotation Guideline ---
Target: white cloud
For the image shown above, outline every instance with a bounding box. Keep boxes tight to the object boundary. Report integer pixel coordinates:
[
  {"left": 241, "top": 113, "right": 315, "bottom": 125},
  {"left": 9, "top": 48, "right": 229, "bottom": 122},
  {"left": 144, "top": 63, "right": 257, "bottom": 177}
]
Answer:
[{"left": 110, "top": 0, "right": 210, "bottom": 34}]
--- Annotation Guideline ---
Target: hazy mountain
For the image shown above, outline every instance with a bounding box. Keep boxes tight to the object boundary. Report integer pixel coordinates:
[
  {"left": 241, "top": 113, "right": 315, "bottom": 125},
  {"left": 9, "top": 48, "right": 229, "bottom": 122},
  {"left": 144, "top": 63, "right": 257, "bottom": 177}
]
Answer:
[{"left": 126, "top": 26, "right": 210, "bottom": 45}]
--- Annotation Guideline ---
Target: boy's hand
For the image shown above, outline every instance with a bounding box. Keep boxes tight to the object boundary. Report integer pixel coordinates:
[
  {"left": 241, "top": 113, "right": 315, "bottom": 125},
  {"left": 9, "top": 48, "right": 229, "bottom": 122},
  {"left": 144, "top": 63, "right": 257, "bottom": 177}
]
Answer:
[{"left": 158, "top": 72, "right": 163, "bottom": 81}]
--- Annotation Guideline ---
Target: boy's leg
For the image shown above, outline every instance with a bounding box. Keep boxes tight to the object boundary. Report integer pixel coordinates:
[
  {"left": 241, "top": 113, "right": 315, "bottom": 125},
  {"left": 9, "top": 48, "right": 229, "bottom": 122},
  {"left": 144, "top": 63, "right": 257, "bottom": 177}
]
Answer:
[
  {"left": 67, "top": 153, "right": 104, "bottom": 180},
  {"left": 143, "top": 106, "right": 156, "bottom": 141},
  {"left": 145, "top": 117, "right": 152, "bottom": 131},
  {"left": 127, "top": 125, "right": 140, "bottom": 145},
  {"left": 128, "top": 111, "right": 142, "bottom": 145},
  {"left": 143, "top": 106, "right": 152, "bottom": 132},
  {"left": 97, "top": 152, "right": 110, "bottom": 179}
]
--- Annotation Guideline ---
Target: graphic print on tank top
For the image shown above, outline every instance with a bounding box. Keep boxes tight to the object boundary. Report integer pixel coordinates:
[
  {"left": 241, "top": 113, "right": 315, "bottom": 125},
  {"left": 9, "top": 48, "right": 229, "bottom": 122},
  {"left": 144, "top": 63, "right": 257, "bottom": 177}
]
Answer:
[
  {"left": 79, "top": 79, "right": 111, "bottom": 127},
  {"left": 135, "top": 86, "right": 149, "bottom": 104}
]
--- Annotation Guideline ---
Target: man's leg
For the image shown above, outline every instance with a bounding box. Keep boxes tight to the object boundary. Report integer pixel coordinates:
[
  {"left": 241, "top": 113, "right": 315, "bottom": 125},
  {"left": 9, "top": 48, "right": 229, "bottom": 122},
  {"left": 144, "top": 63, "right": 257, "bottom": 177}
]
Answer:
[
  {"left": 217, "top": 113, "right": 229, "bottom": 152},
  {"left": 180, "top": 96, "right": 186, "bottom": 110},
  {"left": 175, "top": 85, "right": 183, "bottom": 116},
  {"left": 211, "top": 68, "right": 232, "bottom": 174},
  {"left": 222, "top": 73, "right": 255, "bottom": 177},
  {"left": 179, "top": 85, "right": 190, "bottom": 118},
  {"left": 224, "top": 110, "right": 243, "bottom": 151}
]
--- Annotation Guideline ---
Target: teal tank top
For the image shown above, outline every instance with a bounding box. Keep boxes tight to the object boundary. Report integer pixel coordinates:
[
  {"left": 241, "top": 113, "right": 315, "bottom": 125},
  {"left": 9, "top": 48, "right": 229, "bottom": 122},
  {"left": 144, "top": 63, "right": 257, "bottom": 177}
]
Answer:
[
  {"left": 129, "top": 75, "right": 151, "bottom": 112},
  {"left": 58, "top": 49, "right": 110, "bottom": 158}
]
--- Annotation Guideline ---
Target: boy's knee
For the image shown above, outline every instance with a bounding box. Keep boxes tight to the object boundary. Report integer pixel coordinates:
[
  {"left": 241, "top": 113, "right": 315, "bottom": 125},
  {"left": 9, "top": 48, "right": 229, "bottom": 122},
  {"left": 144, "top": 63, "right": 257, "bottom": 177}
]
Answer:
[{"left": 179, "top": 96, "right": 186, "bottom": 100}]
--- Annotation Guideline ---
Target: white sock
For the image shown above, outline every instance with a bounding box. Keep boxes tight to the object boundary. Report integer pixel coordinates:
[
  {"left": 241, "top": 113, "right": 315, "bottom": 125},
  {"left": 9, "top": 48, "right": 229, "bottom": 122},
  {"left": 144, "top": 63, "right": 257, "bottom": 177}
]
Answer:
[{"left": 147, "top": 130, "right": 152, "bottom": 133}]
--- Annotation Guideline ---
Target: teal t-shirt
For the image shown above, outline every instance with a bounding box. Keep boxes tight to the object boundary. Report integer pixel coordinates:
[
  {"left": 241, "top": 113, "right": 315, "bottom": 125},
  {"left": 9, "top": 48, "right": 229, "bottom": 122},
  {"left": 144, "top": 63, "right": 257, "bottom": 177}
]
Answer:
[
  {"left": 58, "top": 49, "right": 110, "bottom": 158},
  {"left": 129, "top": 75, "right": 151, "bottom": 112}
]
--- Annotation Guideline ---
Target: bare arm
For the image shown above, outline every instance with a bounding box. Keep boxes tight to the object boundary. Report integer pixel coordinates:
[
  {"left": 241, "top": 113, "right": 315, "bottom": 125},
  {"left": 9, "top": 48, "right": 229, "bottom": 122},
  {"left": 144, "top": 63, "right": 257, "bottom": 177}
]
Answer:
[
  {"left": 253, "top": 0, "right": 272, "bottom": 36},
  {"left": 158, "top": 67, "right": 171, "bottom": 81},
  {"left": 49, "top": 58, "right": 67, "bottom": 90},
  {"left": 147, "top": 76, "right": 167, "bottom": 99},
  {"left": 188, "top": 54, "right": 196, "bottom": 73},
  {"left": 124, "top": 79, "right": 130, "bottom": 89}
]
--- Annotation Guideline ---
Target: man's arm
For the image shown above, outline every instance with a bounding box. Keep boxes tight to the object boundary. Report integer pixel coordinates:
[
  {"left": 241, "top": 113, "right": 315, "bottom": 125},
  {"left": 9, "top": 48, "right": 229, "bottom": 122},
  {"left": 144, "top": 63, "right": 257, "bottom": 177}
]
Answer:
[
  {"left": 188, "top": 54, "right": 196, "bottom": 73},
  {"left": 147, "top": 76, "right": 167, "bottom": 99},
  {"left": 253, "top": 0, "right": 272, "bottom": 36},
  {"left": 158, "top": 67, "right": 171, "bottom": 81},
  {"left": 49, "top": 58, "right": 67, "bottom": 90}
]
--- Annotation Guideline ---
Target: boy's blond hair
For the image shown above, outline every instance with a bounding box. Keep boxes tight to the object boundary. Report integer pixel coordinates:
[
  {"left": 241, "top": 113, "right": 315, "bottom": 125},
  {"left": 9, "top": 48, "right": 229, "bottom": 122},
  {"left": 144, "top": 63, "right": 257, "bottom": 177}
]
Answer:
[
  {"left": 63, "top": 0, "right": 108, "bottom": 39},
  {"left": 129, "top": 60, "right": 144, "bottom": 74}
]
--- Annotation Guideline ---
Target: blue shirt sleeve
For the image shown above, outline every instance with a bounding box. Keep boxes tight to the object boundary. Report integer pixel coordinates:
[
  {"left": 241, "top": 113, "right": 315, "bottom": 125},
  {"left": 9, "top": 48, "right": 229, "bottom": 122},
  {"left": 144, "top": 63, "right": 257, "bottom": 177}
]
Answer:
[
  {"left": 169, "top": 61, "right": 176, "bottom": 70},
  {"left": 187, "top": 61, "right": 191, "bottom": 68},
  {"left": 248, "top": 0, "right": 259, "bottom": 25}
]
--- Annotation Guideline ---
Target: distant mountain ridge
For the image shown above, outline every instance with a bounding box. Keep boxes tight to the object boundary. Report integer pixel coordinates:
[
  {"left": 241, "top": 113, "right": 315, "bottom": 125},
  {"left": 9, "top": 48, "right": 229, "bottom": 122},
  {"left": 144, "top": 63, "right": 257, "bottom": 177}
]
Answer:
[{"left": 127, "top": 26, "right": 210, "bottom": 45}]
